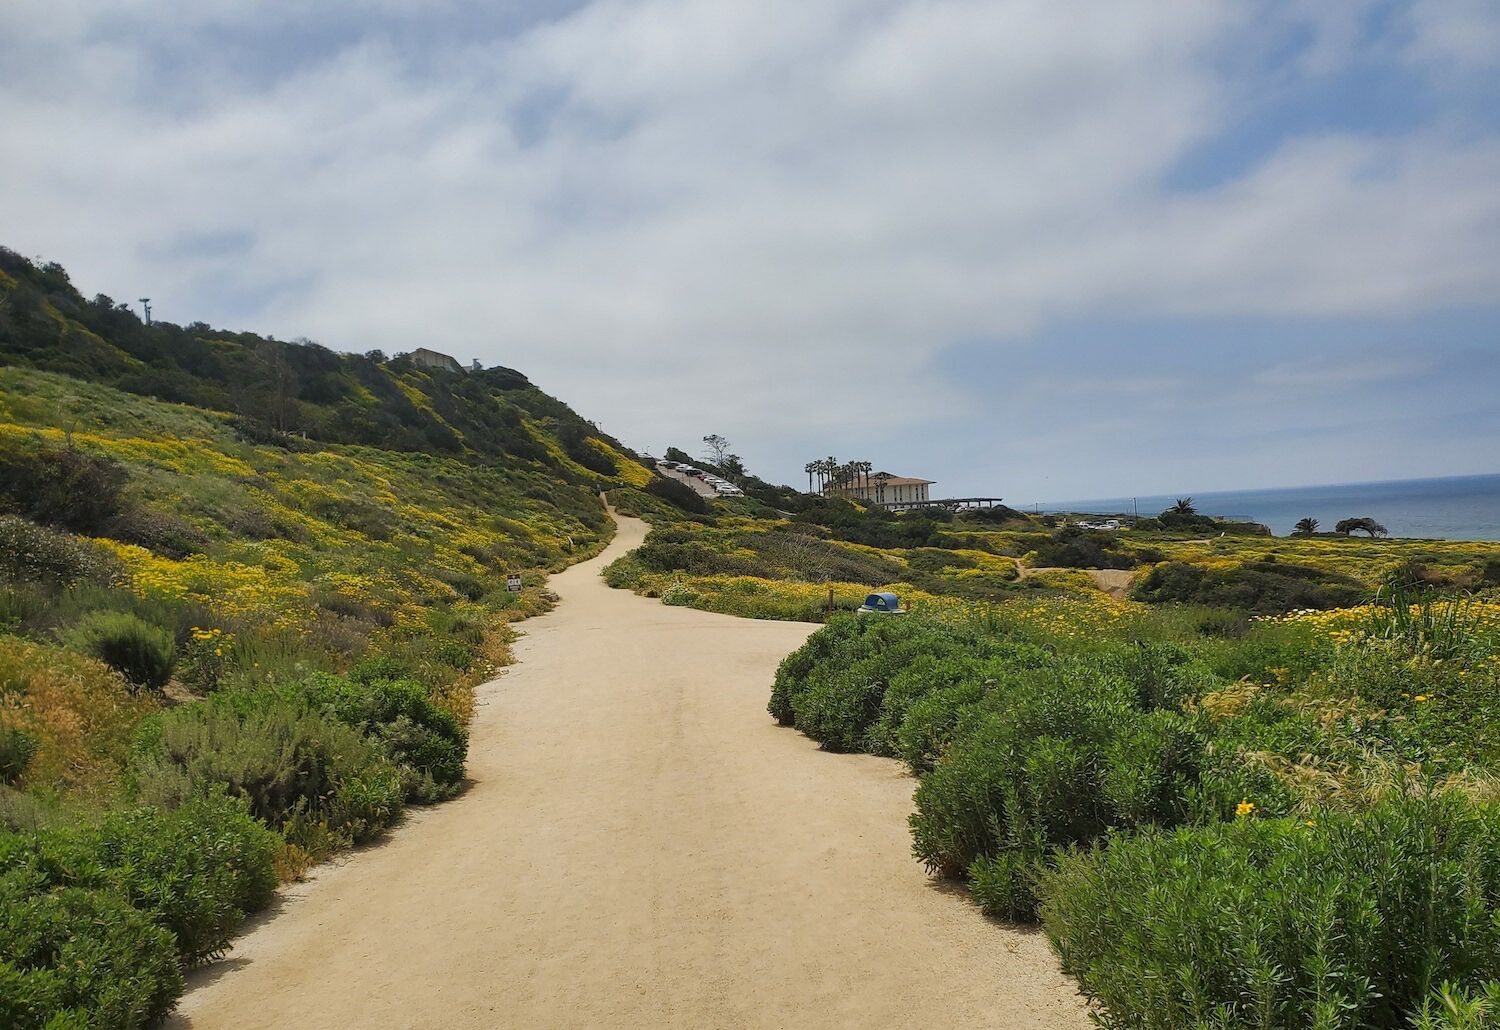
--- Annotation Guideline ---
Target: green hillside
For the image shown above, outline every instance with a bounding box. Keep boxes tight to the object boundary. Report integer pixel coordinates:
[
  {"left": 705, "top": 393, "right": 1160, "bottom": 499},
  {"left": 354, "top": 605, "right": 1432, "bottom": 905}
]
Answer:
[{"left": 0, "top": 248, "right": 655, "bottom": 1027}]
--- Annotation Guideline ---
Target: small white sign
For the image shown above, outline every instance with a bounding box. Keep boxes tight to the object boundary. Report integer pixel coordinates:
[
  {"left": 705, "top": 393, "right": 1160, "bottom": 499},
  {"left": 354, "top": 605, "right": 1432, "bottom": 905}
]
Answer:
[{"left": 506, "top": 574, "right": 523, "bottom": 593}]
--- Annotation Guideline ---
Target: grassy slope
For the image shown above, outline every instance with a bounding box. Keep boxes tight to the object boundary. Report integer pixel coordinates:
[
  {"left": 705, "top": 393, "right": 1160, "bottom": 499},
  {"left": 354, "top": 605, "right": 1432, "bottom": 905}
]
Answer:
[{"left": 0, "top": 249, "right": 665, "bottom": 1025}]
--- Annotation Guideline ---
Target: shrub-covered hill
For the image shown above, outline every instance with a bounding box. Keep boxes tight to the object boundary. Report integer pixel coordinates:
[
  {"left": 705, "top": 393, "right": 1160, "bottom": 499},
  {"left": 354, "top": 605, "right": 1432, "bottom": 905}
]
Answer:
[
  {"left": 0, "top": 246, "right": 647, "bottom": 474},
  {"left": 0, "top": 250, "right": 659, "bottom": 1027}
]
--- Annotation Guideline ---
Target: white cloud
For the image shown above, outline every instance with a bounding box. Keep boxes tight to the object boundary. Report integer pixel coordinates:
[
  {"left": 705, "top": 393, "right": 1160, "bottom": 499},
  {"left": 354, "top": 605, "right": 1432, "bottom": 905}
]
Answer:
[{"left": 0, "top": 0, "right": 1496, "bottom": 495}]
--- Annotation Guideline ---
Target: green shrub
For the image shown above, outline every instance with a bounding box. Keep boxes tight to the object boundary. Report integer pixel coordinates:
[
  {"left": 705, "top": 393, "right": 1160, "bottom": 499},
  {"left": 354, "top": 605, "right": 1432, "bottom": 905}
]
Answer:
[
  {"left": 0, "top": 725, "right": 39, "bottom": 785},
  {"left": 0, "top": 793, "right": 279, "bottom": 966},
  {"left": 1028, "top": 526, "right": 1144, "bottom": 570},
  {"left": 0, "top": 437, "right": 126, "bottom": 533},
  {"left": 62, "top": 610, "right": 175, "bottom": 691},
  {"left": 132, "top": 693, "right": 403, "bottom": 850},
  {"left": 299, "top": 673, "right": 468, "bottom": 802},
  {"left": 895, "top": 682, "right": 985, "bottom": 774},
  {"left": 0, "top": 874, "right": 182, "bottom": 1030},
  {"left": 1412, "top": 982, "right": 1500, "bottom": 1030},
  {"left": 644, "top": 475, "right": 709, "bottom": 515},
  {"left": 0, "top": 516, "right": 122, "bottom": 585},
  {"left": 1041, "top": 795, "right": 1500, "bottom": 1029},
  {"left": 786, "top": 618, "right": 967, "bottom": 752},
  {"left": 1133, "top": 560, "right": 1366, "bottom": 614},
  {"left": 969, "top": 850, "right": 1042, "bottom": 921},
  {"left": 908, "top": 657, "right": 1203, "bottom": 889},
  {"left": 769, "top": 613, "right": 871, "bottom": 725}
]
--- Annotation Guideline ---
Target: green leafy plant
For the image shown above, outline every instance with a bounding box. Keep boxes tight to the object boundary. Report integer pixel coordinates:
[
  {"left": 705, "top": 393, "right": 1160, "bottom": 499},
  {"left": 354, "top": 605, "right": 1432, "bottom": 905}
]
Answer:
[{"left": 61, "top": 610, "right": 176, "bottom": 691}]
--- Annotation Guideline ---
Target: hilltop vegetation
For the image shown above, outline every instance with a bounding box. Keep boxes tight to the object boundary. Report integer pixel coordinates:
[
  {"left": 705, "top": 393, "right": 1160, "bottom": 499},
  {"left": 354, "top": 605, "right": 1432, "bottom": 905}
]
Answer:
[{"left": 0, "top": 249, "right": 655, "bottom": 1027}]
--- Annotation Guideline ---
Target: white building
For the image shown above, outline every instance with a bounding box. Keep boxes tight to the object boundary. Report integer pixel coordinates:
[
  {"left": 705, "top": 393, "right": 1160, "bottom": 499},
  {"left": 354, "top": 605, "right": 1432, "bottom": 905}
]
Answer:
[{"left": 827, "top": 473, "right": 934, "bottom": 507}]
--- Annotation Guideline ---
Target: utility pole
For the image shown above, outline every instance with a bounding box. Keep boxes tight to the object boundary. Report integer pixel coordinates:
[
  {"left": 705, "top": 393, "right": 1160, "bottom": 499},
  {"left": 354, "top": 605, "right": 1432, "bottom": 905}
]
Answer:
[{"left": 138, "top": 298, "right": 152, "bottom": 325}]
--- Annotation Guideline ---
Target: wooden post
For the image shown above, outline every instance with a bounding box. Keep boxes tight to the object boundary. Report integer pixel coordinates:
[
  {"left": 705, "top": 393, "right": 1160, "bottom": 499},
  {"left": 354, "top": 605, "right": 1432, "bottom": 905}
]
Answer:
[{"left": 826, "top": 586, "right": 834, "bottom": 618}]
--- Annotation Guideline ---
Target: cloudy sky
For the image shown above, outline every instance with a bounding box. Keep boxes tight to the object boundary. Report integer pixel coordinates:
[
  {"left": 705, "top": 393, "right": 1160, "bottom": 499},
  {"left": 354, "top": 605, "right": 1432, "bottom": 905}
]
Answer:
[{"left": 2, "top": 0, "right": 1497, "bottom": 503}]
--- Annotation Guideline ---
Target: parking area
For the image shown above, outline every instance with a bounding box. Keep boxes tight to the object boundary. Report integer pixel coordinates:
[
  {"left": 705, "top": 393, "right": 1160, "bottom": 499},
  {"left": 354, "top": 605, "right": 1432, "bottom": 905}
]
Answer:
[{"left": 643, "top": 457, "right": 743, "bottom": 500}]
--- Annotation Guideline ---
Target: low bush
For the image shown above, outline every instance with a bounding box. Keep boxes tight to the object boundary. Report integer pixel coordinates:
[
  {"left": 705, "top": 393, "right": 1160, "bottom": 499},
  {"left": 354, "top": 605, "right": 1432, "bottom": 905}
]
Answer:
[
  {"left": 0, "top": 436, "right": 126, "bottom": 533},
  {"left": 1041, "top": 794, "right": 1500, "bottom": 1029},
  {"left": 131, "top": 693, "right": 403, "bottom": 852},
  {"left": 62, "top": 610, "right": 176, "bottom": 691},
  {"left": 299, "top": 673, "right": 468, "bottom": 802},
  {"left": 0, "top": 873, "right": 182, "bottom": 1030},
  {"left": 0, "top": 726, "right": 39, "bottom": 784},
  {"left": 1133, "top": 560, "right": 1366, "bottom": 614},
  {"left": 644, "top": 475, "right": 709, "bottom": 514},
  {"left": 1028, "top": 527, "right": 1151, "bottom": 571},
  {"left": 904, "top": 656, "right": 1202, "bottom": 902},
  {"left": 0, "top": 793, "right": 279, "bottom": 965},
  {"left": 0, "top": 515, "right": 123, "bottom": 585}
]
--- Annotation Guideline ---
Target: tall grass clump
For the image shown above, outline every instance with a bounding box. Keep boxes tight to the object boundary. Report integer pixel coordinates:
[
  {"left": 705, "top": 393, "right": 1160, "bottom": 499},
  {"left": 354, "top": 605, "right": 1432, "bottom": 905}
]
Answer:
[{"left": 62, "top": 610, "right": 176, "bottom": 691}]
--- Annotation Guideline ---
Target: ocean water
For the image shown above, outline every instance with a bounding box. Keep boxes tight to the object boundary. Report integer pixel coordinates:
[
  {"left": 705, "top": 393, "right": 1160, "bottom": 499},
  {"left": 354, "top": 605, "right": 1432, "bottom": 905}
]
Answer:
[{"left": 1037, "top": 473, "right": 1500, "bottom": 542}]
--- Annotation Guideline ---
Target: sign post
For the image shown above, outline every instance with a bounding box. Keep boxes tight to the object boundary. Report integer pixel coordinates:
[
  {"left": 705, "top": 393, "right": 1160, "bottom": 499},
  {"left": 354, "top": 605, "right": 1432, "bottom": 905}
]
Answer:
[{"left": 506, "top": 573, "right": 523, "bottom": 594}]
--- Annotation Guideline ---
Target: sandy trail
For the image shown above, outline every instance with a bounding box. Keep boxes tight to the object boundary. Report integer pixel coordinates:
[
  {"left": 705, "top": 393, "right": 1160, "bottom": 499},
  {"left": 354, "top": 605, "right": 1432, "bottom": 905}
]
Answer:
[{"left": 170, "top": 516, "right": 1089, "bottom": 1029}]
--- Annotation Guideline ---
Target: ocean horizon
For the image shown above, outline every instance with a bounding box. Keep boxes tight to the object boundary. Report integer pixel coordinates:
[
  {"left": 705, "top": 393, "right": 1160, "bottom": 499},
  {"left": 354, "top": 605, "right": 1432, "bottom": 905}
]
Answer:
[{"left": 1035, "top": 472, "right": 1500, "bottom": 542}]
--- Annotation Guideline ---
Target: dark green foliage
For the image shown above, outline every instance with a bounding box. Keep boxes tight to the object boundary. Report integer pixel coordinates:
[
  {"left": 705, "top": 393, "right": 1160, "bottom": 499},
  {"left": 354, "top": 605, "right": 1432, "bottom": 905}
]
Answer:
[
  {"left": 0, "top": 435, "right": 125, "bottom": 533},
  {"left": 1133, "top": 559, "right": 1366, "bottom": 614},
  {"left": 1041, "top": 795, "right": 1500, "bottom": 1029},
  {"left": 969, "top": 851, "right": 1041, "bottom": 921},
  {"left": 62, "top": 610, "right": 176, "bottom": 690},
  {"left": 0, "top": 726, "right": 39, "bottom": 784},
  {"left": 634, "top": 537, "right": 769, "bottom": 578},
  {"left": 0, "top": 874, "right": 182, "bottom": 1030},
  {"left": 299, "top": 673, "right": 468, "bottom": 802},
  {"left": 0, "top": 793, "right": 278, "bottom": 1028},
  {"left": 745, "top": 530, "right": 908, "bottom": 585},
  {"left": 0, "top": 794, "right": 279, "bottom": 966},
  {"left": 644, "top": 474, "right": 709, "bottom": 514},
  {"left": 131, "top": 693, "right": 403, "bottom": 848},
  {"left": 907, "top": 659, "right": 1202, "bottom": 887},
  {"left": 1337, "top": 516, "right": 1389, "bottom": 537},
  {"left": 895, "top": 682, "right": 986, "bottom": 774},
  {"left": 1028, "top": 526, "right": 1154, "bottom": 570},
  {"left": 556, "top": 422, "right": 617, "bottom": 476}
]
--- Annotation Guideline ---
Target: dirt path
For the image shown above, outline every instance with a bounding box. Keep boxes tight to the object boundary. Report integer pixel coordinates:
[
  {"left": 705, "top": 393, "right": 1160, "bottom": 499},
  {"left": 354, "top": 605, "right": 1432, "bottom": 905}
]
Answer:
[
  {"left": 170, "top": 516, "right": 1089, "bottom": 1029},
  {"left": 1018, "top": 563, "right": 1137, "bottom": 601}
]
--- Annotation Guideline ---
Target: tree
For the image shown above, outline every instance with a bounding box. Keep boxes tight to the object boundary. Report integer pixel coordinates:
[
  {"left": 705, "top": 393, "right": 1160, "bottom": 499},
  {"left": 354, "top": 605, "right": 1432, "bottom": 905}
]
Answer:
[
  {"left": 721, "top": 454, "right": 746, "bottom": 480},
  {"left": 702, "top": 434, "right": 731, "bottom": 464},
  {"left": 1171, "top": 498, "right": 1197, "bottom": 516},
  {"left": 1335, "top": 516, "right": 1387, "bottom": 538},
  {"left": 1294, "top": 517, "right": 1319, "bottom": 535},
  {"left": 804, "top": 461, "right": 817, "bottom": 494}
]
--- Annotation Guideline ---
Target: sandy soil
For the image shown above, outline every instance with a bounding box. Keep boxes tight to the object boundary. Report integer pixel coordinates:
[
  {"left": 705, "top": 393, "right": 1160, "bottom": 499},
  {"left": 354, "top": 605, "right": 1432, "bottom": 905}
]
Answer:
[
  {"left": 1018, "top": 563, "right": 1137, "bottom": 601},
  {"left": 169, "top": 516, "right": 1090, "bottom": 1029},
  {"left": 1085, "top": 569, "right": 1137, "bottom": 600}
]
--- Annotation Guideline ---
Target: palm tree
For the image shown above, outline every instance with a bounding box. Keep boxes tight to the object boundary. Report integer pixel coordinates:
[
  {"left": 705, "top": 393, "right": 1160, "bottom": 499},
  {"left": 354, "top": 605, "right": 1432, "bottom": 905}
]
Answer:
[
  {"left": 874, "top": 472, "right": 890, "bottom": 506},
  {"left": 1294, "top": 517, "right": 1319, "bottom": 535},
  {"left": 1171, "top": 497, "right": 1197, "bottom": 516},
  {"left": 805, "top": 461, "right": 816, "bottom": 495}
]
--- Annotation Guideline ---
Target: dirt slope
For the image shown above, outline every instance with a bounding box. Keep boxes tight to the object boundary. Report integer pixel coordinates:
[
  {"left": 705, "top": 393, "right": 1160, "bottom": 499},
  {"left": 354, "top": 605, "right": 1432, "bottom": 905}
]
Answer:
[{"left": 170, "top": 516, "right": 1089, "bottom": 1029}]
